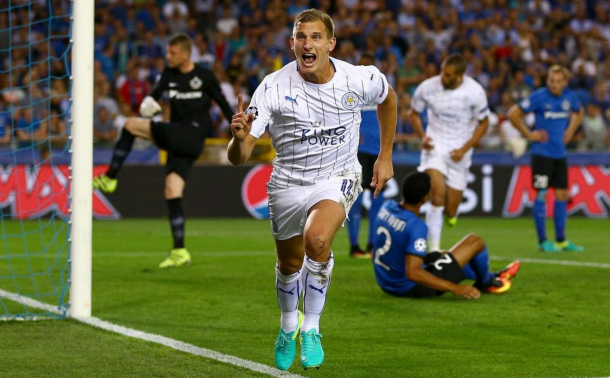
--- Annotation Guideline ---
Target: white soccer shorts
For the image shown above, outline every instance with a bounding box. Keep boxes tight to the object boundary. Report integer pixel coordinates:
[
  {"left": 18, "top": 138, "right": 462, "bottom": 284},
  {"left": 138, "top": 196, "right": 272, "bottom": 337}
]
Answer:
[
  {"left": 417, "top": 146, "right": 472, "bottom": 191},
  {"left": 268, "top": 173, "right": 362, "bottom": 240}
]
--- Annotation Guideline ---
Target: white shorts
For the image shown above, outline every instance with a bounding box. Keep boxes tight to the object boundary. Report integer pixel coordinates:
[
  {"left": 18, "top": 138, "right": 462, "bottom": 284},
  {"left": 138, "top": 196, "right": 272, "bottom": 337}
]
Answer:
[
  {"left": 268, "top": 173, "right": 362, "bottom": 240},
  {"left": 417, "top": 146, "right": 472, "bottom": 191}
]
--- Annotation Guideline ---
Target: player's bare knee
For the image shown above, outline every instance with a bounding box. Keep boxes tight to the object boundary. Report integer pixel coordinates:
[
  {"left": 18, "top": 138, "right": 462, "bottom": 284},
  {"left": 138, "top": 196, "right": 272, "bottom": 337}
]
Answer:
[
  {"left": 465, "top": 234, "right": 485, "bottom": 251},
  {"left": 303, "top": 231, "right": 331, "bottom": 260},
  {"left": 278, "top": 254, "right": 303, "bottom": 273},
  {"left": 276, "top": 262, "right": 302, "bottom": 282}
]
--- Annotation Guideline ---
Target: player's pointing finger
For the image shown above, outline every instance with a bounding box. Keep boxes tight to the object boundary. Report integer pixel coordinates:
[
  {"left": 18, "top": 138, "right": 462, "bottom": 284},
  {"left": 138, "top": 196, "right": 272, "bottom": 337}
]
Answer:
[{"left": 237, "top": 94, "right": 243, "bottom": 113}]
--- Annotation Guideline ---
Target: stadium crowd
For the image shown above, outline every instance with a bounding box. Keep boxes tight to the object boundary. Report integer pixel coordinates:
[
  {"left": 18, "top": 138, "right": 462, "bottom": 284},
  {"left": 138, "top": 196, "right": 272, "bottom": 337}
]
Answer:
[{"left": 1, "top": 0, "right": 610, "bottom": 153}]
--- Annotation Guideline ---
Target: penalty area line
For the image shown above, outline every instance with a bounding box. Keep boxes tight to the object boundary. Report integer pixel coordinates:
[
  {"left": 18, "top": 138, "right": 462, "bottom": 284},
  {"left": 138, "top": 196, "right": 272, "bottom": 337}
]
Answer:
[{"left": 0, "top": 289, "right": 304, "bottom": 378}]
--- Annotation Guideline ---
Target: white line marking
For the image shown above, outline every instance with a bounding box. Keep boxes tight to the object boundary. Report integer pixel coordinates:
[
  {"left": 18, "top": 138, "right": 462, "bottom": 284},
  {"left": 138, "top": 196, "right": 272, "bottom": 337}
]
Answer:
[
  {"left": 490, "top": 256, "right": 610, "bottom": 269},
  {"left": 0, "top": 289, "right": 304, "bottom": 378}
]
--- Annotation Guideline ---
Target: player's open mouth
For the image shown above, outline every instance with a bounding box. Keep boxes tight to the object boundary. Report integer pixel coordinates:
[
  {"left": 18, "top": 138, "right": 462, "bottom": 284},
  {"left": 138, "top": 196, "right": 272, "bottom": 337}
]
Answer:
[{"left": 302, "top": 53, "right": 316, "bottom": 66}]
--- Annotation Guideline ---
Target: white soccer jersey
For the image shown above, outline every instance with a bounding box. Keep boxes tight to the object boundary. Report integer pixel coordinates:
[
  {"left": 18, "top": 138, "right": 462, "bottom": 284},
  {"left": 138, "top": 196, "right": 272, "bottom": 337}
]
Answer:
[
  {"left": 411, "top": 75, "right": 489, "bottom": 150},
  {"left": 247, "top": 58, "right": 389, "bottom": 189}
]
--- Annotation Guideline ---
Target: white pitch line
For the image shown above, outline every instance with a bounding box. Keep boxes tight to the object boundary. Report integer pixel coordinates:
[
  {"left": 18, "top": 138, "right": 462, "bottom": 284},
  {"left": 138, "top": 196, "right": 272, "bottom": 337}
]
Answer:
[
  {"left": 0, "top": 289, "right": 304, "bottom": 378},
  {"left": 490, "top": 256, "right": 610, "bottom": 269}
]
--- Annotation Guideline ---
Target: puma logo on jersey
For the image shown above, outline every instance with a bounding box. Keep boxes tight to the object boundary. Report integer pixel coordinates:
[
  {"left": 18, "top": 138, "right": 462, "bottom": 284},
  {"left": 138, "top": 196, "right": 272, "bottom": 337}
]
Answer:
[{"left": 285, "top": 95, "right": 299, "bottom": 105}]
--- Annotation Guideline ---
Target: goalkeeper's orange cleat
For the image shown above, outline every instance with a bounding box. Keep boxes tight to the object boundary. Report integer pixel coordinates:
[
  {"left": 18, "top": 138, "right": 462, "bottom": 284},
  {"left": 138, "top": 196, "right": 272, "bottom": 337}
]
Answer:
[{"left": 497, "top": 261, "right": 521, "bottom": 280}]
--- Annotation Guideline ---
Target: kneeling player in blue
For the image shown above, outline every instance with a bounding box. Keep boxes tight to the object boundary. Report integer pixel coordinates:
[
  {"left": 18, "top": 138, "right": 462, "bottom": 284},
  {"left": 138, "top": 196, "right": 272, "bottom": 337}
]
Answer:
[{"left": 372, "top": 172, "right": 520, "bottom": 298}]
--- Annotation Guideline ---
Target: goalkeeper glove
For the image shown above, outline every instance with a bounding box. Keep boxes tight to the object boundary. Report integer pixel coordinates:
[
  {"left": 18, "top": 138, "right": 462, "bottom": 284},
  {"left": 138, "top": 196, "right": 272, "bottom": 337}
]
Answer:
[{"left": 139, "top": 96, "right": 162, "bottom": 117}]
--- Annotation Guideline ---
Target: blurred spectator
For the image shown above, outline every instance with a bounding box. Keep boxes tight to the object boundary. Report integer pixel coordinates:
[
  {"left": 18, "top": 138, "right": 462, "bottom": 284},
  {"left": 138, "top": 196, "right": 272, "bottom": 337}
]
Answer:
[
  {"left": 162, "top": 0, "right": 188, "bottom": 20},
  {"left": 191, "top": 34, "right": 216, "bottom": 69},
  {"left": 0, "top": 100, "right": 10, "bottom": 147},
  {"left": 39, "top": 109, "right": 68, "bottom": 162},
  {"left": 117, "top": 60, "right": 150, "bottom": 115},
  {"left": 579, "top": 103, "right": 609, "bottom": 151},
  {"left": 13, "top": 108, "right": 46, "bottom": 149},
  {"left": 499, "top": 117, "right": 528, "bottom": 158},
  {"left": 94, "top": 106, "right": 119, "bottom": 147},
  {"left": 216, "top": 6, "right": 239, "bottom": 36}
]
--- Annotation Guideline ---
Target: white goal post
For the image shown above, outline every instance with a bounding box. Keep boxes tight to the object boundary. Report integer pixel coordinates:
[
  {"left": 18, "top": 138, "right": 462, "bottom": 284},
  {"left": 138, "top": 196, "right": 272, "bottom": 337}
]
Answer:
[{"left": 69, "top": 0, "right": 94, "bottom": 318}]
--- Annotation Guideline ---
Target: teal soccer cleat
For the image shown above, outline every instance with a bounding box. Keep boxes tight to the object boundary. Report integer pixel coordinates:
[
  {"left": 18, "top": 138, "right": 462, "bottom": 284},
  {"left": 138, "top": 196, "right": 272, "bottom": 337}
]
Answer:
[
  {"left": 539, "top": 240, "right": 561, "bottom": 252},
  {"left": 555, "top": 240, "right": 585, "bottom": 252},
  {"left": 300, "top": 328, "right": 324, "bottom": 370},
  {"left": 274, "top": 311, "right": 303, "bottom": 371}
]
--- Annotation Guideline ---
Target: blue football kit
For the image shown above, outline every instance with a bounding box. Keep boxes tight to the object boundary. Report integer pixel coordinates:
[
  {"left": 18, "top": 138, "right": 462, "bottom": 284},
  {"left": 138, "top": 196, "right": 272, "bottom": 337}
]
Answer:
[
  {"left": 372, "top": 200, "right": 429, "bottom": 295},
  {"left": 519, "top": 87, "right": 581, "bottom": 159}
]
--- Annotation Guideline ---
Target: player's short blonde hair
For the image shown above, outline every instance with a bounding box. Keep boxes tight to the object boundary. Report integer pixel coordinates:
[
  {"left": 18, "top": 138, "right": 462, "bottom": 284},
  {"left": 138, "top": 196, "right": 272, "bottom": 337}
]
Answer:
[
  {"left": 293, "top": 9, "right": 335, "bottom": 39},
  {"left": 168, "top": 33, "right": 192, "bottom": 53},
  {"left": 548, "top": 65, "right": 569, "bottom": 79}
]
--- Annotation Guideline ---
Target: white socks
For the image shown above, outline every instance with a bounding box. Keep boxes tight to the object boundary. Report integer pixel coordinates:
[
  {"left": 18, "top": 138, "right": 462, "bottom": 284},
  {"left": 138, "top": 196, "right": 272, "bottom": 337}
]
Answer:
[
  {"left": 276, "top": 265, "right": 301, "bottom": 333},
  {"left": 275, "top": 253, "right": 335, "bottom": 334},
  {"left": 426, "top": 205, "right": 444, "bottom": 252},
  {"left": 302, "top": 253, "right": 334, "bottom": 333}
]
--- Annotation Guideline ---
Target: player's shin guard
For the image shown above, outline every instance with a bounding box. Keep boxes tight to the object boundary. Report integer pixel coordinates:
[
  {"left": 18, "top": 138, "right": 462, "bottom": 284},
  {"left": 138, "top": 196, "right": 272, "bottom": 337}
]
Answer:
[
  {"left": 276, "top": 265, "right": 302, "bottom": 333},
  {"left": 107, "top": 127, "right": 135, "bottom": 178},
  {"left": 347, "top": 194, "right": 363, "bottom": 247},
  {"left": 167, "top": 198, "right": 185, "bottom": 249},
  {"left": 554, "top": 200, "right": 567, "bottom": 242},
  {"left": 367, "top": 192, "right": 384, "bottom": 247},
  {"left": 426, "top": 205, "right": 444, "bottom": 252},
  {"left": 533, "top": 198, "right": 547, "bottom": 243},
  {"left": 302, "top": 253, "right": 334, "bottom": 333}
]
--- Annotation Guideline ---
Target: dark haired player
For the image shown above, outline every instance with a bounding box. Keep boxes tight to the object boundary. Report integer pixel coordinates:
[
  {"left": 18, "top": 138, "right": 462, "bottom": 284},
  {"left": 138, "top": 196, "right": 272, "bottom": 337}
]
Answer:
[{"left": 372, "top": 172, "right": 520, "bottom": 299}]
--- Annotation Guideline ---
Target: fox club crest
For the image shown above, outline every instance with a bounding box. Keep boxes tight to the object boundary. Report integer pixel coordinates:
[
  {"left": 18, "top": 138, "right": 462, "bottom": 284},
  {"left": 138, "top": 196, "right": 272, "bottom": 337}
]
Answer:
[{"left": 341, "top": 92, "right": 360, "bottom": 110}]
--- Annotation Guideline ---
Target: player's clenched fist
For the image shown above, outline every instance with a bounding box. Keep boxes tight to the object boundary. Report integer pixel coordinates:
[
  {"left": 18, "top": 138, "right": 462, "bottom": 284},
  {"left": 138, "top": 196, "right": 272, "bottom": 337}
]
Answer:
[{"left": 231, "top": 94, "right": 254, "bottom": 141}]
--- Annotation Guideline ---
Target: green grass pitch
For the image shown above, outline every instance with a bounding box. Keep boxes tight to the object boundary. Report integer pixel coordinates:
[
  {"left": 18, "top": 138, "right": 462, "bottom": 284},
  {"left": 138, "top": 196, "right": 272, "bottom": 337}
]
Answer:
[{"left": 1, "top": 217, "right": 610, "bottom": 377}]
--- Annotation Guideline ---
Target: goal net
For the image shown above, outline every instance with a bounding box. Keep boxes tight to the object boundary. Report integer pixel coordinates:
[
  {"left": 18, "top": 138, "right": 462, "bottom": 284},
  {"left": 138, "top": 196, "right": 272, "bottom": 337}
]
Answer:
[{"left": 0, "top": 0, "right": 74, "bottom": 319}]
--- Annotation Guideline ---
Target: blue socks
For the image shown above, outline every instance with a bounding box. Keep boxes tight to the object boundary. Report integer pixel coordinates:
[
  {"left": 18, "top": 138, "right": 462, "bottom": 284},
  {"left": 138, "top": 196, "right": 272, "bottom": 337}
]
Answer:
[
  {"left": 367, "top": 192, "right": 384, "bottom": 247},
  {"left": 467, "top": 246, "right": 494, "bottom": 285},
  {"left": 347, "top": 193, "right": 363, "bottom": 247},
  {"left": 533, "top": 198, "right": 547, "bottom": 244},
  {"left": 554, "top": 200, "right": 567, "bottom": 242}
]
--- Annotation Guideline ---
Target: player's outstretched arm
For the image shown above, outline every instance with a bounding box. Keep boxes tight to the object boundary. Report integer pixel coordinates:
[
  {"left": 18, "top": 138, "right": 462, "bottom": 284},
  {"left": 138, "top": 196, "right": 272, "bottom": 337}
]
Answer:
[
  {"left": 228, "top": 94, "right": 258, "bottom": 165},
  {"left": 372, "top": 85, "right": 397, "bottom": 198},
  {"left": 507, "top": 104, "right": 548, "bottom": 142},
  {"left": 406, "top": 255, "right": 480, "bottom": 299}
]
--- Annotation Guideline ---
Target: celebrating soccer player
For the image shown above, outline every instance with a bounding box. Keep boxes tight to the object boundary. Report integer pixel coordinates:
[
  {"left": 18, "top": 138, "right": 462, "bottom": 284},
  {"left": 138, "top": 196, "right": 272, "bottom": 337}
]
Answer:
[
  {"left": 409, "top": 54, "right": 490, "bottom": 252},
  {"left": 93, "top": 34, "right": 234, "bottom": 268},
  {"left": 372, "top": 172, "right": 520, "bottom": 299},
  {"left": 228, "top": 9, "right": 396, "bottom": 371},
  {"left": 507, "top": 65, "right": 584, "bottom": 252}
]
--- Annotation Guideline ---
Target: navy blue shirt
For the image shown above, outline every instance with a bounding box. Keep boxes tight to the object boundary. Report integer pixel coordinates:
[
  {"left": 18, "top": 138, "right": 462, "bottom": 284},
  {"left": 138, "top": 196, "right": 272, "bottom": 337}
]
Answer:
[
  {"left": 519, "top": 87, "right": 581, "bottom": 158},
  {"left": 372, "top": 200, "right": 428, "bottom": 295}
]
